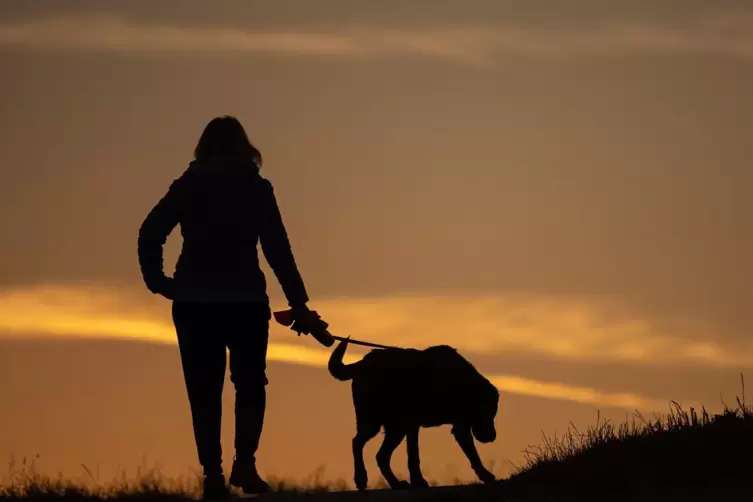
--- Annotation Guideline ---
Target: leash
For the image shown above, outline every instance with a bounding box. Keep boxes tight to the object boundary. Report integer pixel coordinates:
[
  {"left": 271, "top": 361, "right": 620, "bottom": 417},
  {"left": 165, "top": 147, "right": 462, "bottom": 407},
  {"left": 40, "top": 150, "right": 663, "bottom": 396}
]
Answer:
[
  {"left": 328, "top": 336, "right": 396, "bottom": 350},
  {"left": 273, "top": 309, "right": 400, "bottom": 350}
]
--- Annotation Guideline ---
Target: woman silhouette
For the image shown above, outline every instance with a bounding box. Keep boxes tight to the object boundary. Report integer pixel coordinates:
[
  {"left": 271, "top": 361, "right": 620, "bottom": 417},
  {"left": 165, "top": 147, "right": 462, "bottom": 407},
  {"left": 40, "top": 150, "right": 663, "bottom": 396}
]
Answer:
[{"left": 137, "top": 116, "right": 326, "bottom": 499}]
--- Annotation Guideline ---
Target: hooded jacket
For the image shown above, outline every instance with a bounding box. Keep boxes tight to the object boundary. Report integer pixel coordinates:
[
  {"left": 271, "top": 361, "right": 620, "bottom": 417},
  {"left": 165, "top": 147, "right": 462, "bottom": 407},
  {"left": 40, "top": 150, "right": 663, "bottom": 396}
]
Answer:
[{"left": 137, "top": 157, "right": 309, "bottom": 306}]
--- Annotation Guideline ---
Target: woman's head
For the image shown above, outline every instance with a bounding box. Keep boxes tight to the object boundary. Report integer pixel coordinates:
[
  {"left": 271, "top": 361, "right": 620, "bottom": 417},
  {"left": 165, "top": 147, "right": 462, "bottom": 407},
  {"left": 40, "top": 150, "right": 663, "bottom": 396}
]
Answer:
[{"left": 194, "top": 116, "right": 262, "bottom": 167}]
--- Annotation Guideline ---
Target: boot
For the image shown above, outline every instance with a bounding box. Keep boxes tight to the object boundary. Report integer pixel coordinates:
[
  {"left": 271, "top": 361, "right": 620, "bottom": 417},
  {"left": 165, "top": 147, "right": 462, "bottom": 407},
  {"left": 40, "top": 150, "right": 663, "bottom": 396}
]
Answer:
[
  {"left": 229, "top": 459, "right": 269, "bottom": 495},
  {"left": 202, "top": 474, "right": 230, "bottom": 500}
]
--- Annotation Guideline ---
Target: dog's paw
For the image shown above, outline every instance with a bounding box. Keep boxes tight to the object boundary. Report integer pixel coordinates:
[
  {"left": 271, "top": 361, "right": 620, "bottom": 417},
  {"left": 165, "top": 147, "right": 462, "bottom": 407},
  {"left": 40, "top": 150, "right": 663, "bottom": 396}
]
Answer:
[
  {"left": 410, "top": 477, "right": 430, "bottom": 489},
  {"left": 390, "top": 480, "right": 411, "bottom": 490},
  {"left": 477, "top": 470, "right": 497, "bottom": 485},
  {"left": 354, "top": 471, "right": 368, "bottom": 491}
]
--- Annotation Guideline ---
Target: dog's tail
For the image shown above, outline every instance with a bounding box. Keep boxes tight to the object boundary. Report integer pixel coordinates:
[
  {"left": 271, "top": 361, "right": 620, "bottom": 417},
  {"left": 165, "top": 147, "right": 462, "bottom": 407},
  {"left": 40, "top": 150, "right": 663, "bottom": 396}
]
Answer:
[{"left": 328, "top": 337, "right": 359, "bottom": 381}]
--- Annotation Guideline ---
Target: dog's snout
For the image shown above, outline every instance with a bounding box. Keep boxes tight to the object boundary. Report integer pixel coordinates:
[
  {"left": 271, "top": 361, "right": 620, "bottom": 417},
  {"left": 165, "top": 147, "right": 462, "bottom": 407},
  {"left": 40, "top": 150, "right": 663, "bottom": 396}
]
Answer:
[
  {"left": 472, "top": 424, "right": 497, "bottom": 444},
  {"left": 483, "top": 430, "right": 496, "bottom": 443}
]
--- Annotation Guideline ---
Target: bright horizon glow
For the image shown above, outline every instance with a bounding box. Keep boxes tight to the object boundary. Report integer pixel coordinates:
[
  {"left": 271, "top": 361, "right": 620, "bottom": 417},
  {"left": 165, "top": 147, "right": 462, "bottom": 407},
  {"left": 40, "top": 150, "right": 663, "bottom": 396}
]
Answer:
[{"left": 0, "top": 283, "right": 714, "bottom": 412}]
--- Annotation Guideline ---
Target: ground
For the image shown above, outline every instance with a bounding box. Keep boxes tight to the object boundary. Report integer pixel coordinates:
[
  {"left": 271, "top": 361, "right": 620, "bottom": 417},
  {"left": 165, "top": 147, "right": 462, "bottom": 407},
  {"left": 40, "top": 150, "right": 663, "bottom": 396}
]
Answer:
[{"left": 3, "top": 396, "right": 751, "bottom": 501}]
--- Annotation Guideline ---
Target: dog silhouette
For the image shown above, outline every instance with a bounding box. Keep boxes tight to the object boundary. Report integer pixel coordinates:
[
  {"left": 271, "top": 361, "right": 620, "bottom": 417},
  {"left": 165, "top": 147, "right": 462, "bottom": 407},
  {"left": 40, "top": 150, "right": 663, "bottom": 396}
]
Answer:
[{"left": 328, "top": 338, "right": 499, "bottom": 490}]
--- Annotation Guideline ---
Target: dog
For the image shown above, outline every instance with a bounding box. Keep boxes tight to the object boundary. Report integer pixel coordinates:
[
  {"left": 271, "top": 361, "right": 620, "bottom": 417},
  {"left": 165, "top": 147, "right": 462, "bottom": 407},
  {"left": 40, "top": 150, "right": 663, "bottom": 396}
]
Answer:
[{"left": 328, "top": 338, "right": 499, "bottom": 490}]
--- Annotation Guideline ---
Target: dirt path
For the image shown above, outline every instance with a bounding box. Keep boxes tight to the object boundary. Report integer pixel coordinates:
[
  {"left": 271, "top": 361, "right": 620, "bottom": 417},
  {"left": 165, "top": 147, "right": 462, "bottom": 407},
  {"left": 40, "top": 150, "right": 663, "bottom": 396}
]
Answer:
[{"left": 245, "top": 484, "right": 504, "bottom": 502}]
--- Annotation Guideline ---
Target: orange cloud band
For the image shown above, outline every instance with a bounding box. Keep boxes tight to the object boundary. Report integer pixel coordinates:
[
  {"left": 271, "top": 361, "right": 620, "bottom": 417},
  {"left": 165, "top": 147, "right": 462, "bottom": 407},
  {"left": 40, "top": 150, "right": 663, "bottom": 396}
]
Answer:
[{"left": 0, "top": 283, "right": 724, "bottom": 412}]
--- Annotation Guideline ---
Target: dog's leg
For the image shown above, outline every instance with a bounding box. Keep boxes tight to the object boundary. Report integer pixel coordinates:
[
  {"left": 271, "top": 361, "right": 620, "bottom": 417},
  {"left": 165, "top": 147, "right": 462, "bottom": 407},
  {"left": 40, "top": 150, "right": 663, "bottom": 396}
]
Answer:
[
  {"left": 406, "top": 427, "right": 429, "bottom": 489},
  {"left": 451, "top": 425, "right": 496, "bottom": 484},
  {"left": 376, "top": 428, "right": 409, "bottom": 490},
  {"left": 352, "top": 423, "right": 379, "bottom": 491}
]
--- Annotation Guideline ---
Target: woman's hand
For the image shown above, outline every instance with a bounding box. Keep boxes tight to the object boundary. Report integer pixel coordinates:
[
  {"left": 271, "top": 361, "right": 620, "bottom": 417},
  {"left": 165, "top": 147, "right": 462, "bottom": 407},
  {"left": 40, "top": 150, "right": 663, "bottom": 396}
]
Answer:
[
  {"left": 289, "top": 305, "right": 335, "bottom": 347},
  {"left": 290, "top": 304, "right": 317, "bottom": 328},
  {"left": 147, "top": 276, "right": 175, "bottom": 300},
  {"left": 160, "top": 277, "right": 176, "bottom": 300}
]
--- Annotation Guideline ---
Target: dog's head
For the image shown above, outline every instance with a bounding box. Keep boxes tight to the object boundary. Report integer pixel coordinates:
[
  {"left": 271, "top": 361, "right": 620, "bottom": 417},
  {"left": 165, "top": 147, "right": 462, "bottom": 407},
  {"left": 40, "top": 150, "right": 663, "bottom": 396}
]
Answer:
[
  {"left": 420, "top": 345, "right": 500, "bottom": 442},
  {"left": 469, "top": 378, "right": 499, "bottom": 443}
]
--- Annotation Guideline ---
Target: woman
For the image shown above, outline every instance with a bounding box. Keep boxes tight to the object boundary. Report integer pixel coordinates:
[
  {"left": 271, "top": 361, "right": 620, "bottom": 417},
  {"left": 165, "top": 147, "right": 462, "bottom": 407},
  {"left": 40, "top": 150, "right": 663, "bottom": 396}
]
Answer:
[{"left": 137, "top": 116, "right": 327, "bottom": 499}]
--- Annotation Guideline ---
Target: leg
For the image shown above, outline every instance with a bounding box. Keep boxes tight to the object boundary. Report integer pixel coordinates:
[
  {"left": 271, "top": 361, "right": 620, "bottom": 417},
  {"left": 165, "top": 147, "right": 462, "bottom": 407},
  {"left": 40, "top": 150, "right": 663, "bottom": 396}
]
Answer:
[
  {"left": 451, "top": 425, "right": 496, "bottom": 484},
  {"left": 226, "top": 303, "right": 271, "bottom": 494},
  {"left": 172, "top": 302, "right": 227, "bottom": 477},
  {"left": 406, "top": 427, "right": 429, "bottom": 488},
  {"left": 227, "top": 303, "right": 271, "bottom": 463},
  {"left": 376, "top": 428, "right": 409, "bottom": 490},
  {"left": 352, "top": 421, "right": 380, "bottom": 491}
]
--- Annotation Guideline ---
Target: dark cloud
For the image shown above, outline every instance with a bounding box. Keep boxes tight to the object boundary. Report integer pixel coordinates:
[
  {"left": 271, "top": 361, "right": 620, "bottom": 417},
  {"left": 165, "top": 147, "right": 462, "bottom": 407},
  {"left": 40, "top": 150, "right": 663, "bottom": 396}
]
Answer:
[{"left": 2, "top": 1, "right": 753, "bottom": 29}]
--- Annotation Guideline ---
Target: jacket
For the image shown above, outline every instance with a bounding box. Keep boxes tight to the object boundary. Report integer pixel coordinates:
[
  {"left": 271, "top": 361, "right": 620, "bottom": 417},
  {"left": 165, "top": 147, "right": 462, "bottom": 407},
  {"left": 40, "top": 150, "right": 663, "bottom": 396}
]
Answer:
[{"left": 137, "top": 156, "right": 309, "bottom": 306}]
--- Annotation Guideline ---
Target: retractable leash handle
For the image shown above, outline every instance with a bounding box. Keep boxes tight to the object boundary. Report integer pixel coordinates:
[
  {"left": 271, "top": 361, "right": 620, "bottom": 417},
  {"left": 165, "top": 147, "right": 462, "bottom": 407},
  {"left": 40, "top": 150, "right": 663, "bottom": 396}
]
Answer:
[{"left": 273, "top": 309, "right": 336, "bottom": 347}]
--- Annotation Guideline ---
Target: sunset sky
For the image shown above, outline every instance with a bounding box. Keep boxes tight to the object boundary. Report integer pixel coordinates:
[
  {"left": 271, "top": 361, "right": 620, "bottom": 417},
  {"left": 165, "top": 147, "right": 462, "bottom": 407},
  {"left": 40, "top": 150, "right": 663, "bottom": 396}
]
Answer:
[{"left": 1, "top": 0, "right": 752, "bottom": 486}]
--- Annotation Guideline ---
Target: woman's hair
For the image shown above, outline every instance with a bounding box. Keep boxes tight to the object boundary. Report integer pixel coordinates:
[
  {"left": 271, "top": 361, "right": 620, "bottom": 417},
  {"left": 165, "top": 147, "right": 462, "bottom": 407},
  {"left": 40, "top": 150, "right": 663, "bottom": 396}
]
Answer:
[{"left": 194, "top": 116, "right": 262, "bottom": 167}]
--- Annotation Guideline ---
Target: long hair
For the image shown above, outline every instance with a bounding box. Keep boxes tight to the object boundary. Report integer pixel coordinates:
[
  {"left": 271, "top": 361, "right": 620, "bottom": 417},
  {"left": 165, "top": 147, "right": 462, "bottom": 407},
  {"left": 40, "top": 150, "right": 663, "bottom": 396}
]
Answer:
[{"left": 194, "top": 116, "right": 262, "bottom": 167}]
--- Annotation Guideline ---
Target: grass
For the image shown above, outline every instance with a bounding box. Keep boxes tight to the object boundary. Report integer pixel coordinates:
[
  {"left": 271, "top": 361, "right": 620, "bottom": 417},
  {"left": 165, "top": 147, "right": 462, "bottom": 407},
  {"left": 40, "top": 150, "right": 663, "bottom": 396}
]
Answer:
[
  {"left": 504, "top": 374, "right": 753, "bottom": 500},
  {"left": 2, "top": 377, "right": 751, "bottom": 500},
  {"left": 0, "top": 459, "right": 378, "bottom": 500},
  {"left": 0, "top": 458, "right": 197, "bottom": 500}
]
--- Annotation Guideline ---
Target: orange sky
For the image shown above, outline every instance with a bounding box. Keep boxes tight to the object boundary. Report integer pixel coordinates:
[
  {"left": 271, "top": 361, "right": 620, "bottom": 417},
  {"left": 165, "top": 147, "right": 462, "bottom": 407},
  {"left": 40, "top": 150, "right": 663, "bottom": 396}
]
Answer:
[{"left": 1, "top": 0, "right": 752, "bottom": 487}]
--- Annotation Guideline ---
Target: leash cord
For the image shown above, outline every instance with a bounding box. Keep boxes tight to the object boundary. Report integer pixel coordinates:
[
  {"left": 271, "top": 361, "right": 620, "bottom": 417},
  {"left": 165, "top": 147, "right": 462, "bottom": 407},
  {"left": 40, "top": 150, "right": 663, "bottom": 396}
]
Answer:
[{"left": 329, "top": 334, "right": 399, "bottom": 350}]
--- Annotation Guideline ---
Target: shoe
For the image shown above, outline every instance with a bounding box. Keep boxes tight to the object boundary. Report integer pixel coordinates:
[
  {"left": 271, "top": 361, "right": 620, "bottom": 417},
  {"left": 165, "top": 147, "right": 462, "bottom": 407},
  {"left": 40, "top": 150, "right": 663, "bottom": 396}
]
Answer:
[
  {"left": 229, "top": 460, "right": 270, "bottom": 495},
  {"left": 202, "top": 474, "right": 230, "bottom": 500}
]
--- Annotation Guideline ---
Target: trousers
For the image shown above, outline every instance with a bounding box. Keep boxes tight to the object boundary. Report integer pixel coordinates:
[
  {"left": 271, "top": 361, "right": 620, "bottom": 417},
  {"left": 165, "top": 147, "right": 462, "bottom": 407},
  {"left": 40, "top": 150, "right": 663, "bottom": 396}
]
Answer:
[{"left": 172, "top": 301, "right": 271, "bottom": 476}]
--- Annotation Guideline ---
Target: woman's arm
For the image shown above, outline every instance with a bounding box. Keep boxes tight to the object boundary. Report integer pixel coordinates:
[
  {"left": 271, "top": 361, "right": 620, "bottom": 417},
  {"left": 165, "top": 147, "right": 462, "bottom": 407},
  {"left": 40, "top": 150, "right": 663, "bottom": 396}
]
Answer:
[
  {"left": 258, "top": 179, "right": 309, "bottom": 308},
  {"left": 137, "top": 180, "right": 182, "bottom": 298}
]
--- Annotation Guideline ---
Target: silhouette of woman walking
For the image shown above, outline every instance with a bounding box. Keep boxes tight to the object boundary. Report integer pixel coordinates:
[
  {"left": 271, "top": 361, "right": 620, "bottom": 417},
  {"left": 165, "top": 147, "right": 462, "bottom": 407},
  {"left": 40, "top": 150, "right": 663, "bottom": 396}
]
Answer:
[{"left": 137, "top": 116, "right": 322, "bottom": 499}]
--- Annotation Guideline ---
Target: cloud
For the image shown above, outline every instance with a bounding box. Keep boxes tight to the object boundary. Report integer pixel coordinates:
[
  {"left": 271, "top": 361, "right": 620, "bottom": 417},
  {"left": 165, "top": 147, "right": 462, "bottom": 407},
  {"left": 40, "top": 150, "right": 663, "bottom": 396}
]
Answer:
[
  {"left": 490, "top": 375, "right": 670, "bottom": 411},
  {"left": 0, "top": 13, "right": 753, "bottom": 65},
  {"left": 2, "top": 284, "right": 751, "bottom": 369},
  {"left": 317, "top": 295, "right": 753, "bottom": 369},
  {"left": 0, "top": 282, "right": 360, "bottom": 368},
  {"left": 0, "top": 283, "right": 736, "bottom": 412}
]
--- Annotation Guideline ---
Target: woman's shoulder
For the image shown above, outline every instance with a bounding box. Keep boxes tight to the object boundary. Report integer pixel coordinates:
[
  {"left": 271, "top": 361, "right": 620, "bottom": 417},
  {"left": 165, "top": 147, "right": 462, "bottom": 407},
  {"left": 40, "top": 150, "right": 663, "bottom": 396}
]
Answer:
[{"left": 256, "top": 175, "right": 276, "bottom": 193}]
